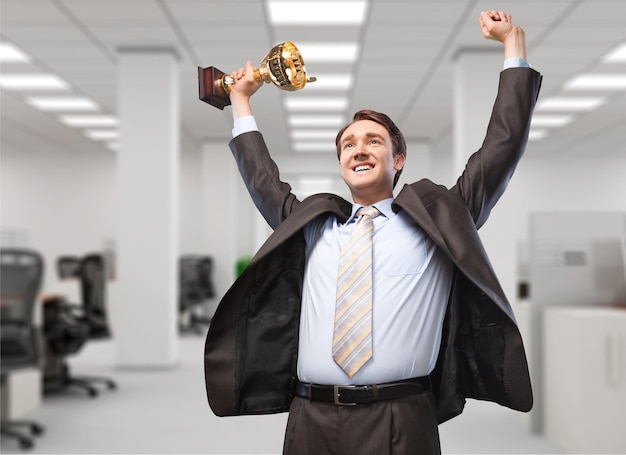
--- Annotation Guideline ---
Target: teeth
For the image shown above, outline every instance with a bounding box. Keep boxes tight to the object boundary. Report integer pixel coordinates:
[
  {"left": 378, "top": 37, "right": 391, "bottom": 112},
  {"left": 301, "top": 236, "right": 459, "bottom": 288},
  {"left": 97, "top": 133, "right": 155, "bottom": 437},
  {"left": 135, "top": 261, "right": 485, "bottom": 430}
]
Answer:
[{"left": 355, "top": 165, "right": 372, "bottom": 172}]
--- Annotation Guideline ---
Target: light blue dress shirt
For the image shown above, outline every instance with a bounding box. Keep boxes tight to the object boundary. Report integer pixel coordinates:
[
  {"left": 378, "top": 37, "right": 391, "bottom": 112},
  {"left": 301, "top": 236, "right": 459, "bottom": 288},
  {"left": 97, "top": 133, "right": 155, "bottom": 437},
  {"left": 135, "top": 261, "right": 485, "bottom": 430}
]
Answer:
[{"left": 298, "top": 200, "right": 453, "bottom": 385}]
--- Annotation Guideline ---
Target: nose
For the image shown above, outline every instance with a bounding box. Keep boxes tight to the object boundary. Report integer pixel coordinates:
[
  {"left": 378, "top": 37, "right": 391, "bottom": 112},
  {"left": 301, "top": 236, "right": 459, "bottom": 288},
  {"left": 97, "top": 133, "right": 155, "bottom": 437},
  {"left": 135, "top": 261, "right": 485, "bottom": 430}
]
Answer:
[{"left": 353, "top": 143, "right": 368, "bottom": 159}]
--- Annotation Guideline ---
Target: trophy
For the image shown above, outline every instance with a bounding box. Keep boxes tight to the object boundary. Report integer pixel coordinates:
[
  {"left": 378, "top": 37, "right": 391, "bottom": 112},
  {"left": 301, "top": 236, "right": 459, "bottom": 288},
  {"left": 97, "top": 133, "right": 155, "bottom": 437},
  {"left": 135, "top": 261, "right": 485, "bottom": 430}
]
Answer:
[{"left": 198, "top": 41, "right": 317, "bottom": 110}]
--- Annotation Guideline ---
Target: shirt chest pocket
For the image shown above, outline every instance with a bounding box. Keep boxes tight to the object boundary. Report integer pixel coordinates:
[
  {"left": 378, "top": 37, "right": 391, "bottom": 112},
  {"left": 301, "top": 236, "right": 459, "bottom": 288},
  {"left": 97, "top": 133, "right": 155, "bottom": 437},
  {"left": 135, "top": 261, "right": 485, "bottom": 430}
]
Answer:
[{"left": 374, "top": 226, "right": 430, "bottom": 277}]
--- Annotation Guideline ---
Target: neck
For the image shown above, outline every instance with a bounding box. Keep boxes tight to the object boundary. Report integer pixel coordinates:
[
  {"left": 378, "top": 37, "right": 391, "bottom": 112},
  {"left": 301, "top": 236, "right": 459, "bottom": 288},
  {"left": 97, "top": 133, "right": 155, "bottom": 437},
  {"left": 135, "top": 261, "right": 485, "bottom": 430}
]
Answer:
[{"left": 352, "top": 193, "right": 393, "bottom": 207}]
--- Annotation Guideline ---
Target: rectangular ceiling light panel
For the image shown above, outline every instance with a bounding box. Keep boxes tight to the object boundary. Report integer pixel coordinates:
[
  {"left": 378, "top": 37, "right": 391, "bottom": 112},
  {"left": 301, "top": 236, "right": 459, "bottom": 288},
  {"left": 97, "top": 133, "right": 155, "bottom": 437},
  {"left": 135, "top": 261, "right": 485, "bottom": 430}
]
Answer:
[
  {"left": 535, "top": 97, "right": 606, "bottom": 112},
  {"left": 0, "top": 42, "right": 31, "bottom": 63},
  {"left": 293, "top": 141, "right": 335, "bottom": 152},
  {"left": 528, "top": 129, "right": 548, "bottom": 141},
  {"left": 60, "top": 115, "right": 119, "bottom": 127},
  {"left": 296, "top": 43, "right": 359, "bottom": 63},
  {"left": 268, "top": 1, "right": 368, "bottom": 25},
  {"left": 291, "top": 129, "right": 338, "bottom": 140},
  {"left": 0, "top": 74, "right": 69, "bottom": 90},
  {"left": 566, "top": 74, "right": 626, "bottom": 90},
  {"left": 285, "top": 97, "right": 348, "bottom": 111},
  {"left": 85, "top": 129, "right": 120, "bottom": 140},
  {"left": 288, "top": 115, "right": 345, "bottom": 127},
  {"left": 304, "top": 73, "right": 352, "bottom": 90},
  {"left": 530, "top": 115, "right": 574, "bottom": 128},
  {"left": 604, "top": 43, "right": 626, "bottom": 63},
  {"left": 27, "top": 97, "right": 99, "bottom": 111}
]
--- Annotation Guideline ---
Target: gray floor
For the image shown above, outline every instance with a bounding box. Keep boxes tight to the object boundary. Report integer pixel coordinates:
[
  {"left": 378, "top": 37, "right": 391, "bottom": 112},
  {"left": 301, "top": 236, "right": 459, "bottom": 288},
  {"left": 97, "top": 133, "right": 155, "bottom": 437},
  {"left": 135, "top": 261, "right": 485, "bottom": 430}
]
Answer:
[{"left": 2, "top": 335, "right": 561, "bottom": 454}]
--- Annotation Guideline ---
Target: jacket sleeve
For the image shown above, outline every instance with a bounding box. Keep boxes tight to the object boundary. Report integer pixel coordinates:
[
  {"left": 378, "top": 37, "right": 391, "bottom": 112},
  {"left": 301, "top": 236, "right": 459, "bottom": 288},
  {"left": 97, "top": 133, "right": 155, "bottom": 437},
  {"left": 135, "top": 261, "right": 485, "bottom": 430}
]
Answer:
[
  {"left": 229, "top": 131, "right": 301, "bottom": 230},
  {"left": 453, "top": 67, "right": 542, "bottom": 229}
]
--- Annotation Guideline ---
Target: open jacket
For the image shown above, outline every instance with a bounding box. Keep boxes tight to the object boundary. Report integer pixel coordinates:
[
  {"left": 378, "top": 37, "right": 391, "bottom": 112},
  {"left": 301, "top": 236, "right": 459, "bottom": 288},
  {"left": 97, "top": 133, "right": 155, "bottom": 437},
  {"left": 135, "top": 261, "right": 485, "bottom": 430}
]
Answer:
[{"left": 204, "top": 67, "right": 543, "bottom": 424}]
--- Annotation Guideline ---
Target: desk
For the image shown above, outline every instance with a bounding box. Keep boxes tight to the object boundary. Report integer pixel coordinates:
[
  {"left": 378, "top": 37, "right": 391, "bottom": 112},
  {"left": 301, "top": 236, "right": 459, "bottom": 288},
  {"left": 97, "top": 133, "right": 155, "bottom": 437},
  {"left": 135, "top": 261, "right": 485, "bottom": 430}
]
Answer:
[{"left": 544, "top": 306, "right": 626, "bottom": 453}]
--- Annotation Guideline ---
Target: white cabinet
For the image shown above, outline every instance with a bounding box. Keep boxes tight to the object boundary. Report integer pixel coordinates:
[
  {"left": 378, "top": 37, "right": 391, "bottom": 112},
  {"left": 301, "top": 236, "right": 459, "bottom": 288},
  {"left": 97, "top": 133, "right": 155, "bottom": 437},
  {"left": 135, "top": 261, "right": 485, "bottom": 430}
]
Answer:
[
  {"left": 0, "top": 369, "right": 41, "bottom": 419},
  {"left": 544, "top": 307, "right": 626, "bottom": 454}
]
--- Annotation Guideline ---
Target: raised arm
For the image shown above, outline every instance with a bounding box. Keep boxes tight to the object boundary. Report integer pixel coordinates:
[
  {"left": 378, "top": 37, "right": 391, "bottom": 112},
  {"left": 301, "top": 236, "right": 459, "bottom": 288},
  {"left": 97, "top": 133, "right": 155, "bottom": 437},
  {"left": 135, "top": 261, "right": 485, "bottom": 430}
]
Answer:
[
  {"left": 227, "top": 61, "right": 300, "bottom": 230},
  {"left": 454, "top": 11, "right": 541, "bottom": 228}
]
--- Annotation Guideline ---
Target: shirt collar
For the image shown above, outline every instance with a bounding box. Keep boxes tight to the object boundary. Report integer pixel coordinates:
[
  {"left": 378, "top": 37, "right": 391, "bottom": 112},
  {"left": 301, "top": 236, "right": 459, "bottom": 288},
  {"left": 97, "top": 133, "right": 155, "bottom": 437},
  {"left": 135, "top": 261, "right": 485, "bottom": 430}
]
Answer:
[{"left": 347, "top": 198, "right": 394, "bottom": 223}]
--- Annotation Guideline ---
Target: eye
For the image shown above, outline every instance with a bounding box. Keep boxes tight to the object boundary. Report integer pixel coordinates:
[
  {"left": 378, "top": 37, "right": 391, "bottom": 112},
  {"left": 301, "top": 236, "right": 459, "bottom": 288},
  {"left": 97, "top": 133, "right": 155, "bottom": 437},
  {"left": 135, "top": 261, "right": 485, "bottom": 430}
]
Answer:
[{"left": 369, "top": 139, "right": 378, "bottom": 145}]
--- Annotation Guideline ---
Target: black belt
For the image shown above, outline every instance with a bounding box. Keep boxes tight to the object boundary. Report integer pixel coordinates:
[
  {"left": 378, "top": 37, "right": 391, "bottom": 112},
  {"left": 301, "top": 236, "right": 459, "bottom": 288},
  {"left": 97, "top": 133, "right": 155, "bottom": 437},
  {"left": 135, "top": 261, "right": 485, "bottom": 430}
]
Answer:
[{"left": 295, "top": 376, "right": 431, "bottom": 406}]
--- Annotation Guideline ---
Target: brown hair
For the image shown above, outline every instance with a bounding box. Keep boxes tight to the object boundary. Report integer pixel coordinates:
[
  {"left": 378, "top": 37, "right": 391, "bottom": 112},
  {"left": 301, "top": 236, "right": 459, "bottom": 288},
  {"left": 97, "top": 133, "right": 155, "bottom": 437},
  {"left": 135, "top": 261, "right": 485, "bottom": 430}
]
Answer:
[{"left": 335, "top": 109, "right": 406, "bottom": 188}]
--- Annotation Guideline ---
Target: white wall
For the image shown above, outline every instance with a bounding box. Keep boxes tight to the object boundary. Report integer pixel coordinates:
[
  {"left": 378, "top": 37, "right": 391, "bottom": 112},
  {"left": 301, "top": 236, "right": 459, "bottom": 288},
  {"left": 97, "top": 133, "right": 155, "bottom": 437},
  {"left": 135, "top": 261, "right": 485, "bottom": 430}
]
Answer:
[
  {"left": 1, "top": 152, "right": 116, "bottom": 301},
  {"left": 513, "top": 155, "right": 626, "bottom": 239},
  {"left": 0, "top": 138, "right": 207, "bottom": 309}
]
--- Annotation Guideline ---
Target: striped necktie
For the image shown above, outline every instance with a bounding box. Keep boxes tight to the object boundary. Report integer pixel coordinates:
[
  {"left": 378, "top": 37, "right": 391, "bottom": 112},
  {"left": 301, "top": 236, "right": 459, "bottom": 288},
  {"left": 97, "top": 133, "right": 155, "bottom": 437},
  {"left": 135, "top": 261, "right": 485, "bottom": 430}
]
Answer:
[{"left": 332, "top": 206, "right": 380, "bottom": 377}]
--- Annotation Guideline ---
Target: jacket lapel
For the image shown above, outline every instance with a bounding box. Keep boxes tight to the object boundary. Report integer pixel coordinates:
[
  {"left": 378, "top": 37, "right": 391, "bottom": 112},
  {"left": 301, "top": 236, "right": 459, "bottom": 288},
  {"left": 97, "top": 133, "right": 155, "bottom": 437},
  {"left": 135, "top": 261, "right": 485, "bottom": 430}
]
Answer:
[
  {"left": 250, "top": 193, "right": 352, "bottom": 266},
  {"left": 393, "top": 182, "right": 447, "bottom": 252},
  {"left": 394, "top": 181, "right": 516, "bottom": 322}
]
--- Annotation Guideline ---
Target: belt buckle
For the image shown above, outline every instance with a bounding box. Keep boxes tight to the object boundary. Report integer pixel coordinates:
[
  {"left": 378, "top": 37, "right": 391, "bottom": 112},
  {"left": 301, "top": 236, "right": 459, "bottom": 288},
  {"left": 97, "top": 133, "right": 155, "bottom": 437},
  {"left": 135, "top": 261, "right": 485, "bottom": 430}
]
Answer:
[{"left": 334, "top": 385, "right": 357, "bottom": 406}]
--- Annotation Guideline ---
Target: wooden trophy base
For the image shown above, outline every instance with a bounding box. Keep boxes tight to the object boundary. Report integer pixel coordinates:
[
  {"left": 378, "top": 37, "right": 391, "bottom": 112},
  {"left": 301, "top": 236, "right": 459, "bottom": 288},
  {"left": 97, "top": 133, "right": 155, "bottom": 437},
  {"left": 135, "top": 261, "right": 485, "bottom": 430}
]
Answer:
[{"left": 198, "top": 66, "right": 231, "bottom": 110}]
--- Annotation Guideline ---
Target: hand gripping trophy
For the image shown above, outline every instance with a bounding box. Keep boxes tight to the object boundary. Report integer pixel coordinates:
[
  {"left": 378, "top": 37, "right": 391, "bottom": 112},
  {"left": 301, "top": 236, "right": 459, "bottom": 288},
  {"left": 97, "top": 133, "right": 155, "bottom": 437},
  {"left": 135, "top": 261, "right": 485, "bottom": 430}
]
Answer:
[{"left": 198, "top": 41, "right": 317, "bottom": 110}]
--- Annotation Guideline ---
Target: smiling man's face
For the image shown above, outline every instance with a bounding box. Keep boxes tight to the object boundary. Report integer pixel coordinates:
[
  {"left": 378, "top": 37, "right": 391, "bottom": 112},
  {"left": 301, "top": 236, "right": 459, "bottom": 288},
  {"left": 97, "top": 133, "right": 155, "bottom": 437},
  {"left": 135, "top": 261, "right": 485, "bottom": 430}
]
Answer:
[{"left": 338, "top": 119, "right": 405, "bottom": 206}]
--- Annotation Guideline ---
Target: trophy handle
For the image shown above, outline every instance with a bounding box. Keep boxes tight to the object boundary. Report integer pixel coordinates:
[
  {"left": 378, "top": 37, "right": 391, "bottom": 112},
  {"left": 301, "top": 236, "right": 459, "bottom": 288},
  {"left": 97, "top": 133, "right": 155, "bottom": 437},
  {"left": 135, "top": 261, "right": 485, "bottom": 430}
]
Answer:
[
  {"left": 198, "top": 66, "right": 233, "bottom": 110},
  {"left": 254, "top": 66, "right": 270, "bottom": 84}
]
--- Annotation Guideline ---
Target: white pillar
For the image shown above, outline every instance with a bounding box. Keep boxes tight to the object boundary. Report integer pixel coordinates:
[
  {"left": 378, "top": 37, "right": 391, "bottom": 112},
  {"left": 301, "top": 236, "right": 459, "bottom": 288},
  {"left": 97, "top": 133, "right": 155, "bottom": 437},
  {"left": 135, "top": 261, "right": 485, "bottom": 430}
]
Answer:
[
  {"left": 453, "top": 49, "right": 501, "bottom": 176},
  {"left": 115, "top": 48, "right": 180, "bottom": 368},
  {"left": 453, "top": 48, "right": 519, "bottom": 309},
  {"left": 200, "top": 143, "right": 244, "bottom": 314}
]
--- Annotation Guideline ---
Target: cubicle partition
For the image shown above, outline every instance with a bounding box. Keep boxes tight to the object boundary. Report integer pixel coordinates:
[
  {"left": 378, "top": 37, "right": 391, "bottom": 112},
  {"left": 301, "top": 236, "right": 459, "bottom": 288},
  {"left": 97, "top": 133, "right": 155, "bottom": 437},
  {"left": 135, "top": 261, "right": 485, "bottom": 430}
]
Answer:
[{"left": 527, "top": 212, "right": 626, "bottom": 453}]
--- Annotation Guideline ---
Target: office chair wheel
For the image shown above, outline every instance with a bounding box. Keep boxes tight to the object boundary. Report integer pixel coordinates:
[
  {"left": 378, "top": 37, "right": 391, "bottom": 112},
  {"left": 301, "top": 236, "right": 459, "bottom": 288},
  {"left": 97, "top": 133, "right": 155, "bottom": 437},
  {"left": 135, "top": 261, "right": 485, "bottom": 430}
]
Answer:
[
  {"left": 106, "top": 380, "right": 117, "bottom": 390},
  {"left": 30, "top": 423, "right": 44, "bottom": 436},
  {"left": 18, "top": 436, "right": 34, "bottom": 450},
  {"left": 88, "top": 388, "right": 99, "bottom": 398}
]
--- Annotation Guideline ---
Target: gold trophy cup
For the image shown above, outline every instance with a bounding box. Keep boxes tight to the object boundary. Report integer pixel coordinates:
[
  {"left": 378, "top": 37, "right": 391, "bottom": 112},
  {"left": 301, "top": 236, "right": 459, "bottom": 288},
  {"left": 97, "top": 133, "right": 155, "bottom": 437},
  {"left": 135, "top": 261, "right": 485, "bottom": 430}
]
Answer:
[{"left": 198, "top": 41, "right": 317, "bottom": 110}]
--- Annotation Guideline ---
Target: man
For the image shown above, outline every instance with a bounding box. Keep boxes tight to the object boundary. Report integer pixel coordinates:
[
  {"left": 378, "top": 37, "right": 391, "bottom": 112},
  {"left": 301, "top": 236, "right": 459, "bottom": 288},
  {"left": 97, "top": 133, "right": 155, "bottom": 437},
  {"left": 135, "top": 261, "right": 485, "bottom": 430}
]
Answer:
[{"left": 204, "top": 10, "right": 542, "bottom": 455}]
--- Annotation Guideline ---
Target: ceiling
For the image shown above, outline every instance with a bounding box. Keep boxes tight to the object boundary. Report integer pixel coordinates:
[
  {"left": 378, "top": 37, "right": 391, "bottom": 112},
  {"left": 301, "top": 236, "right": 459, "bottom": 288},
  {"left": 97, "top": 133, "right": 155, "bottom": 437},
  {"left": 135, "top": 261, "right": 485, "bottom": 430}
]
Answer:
[{"left": 1, "top": 0, "right": 625, "bottom": 161}]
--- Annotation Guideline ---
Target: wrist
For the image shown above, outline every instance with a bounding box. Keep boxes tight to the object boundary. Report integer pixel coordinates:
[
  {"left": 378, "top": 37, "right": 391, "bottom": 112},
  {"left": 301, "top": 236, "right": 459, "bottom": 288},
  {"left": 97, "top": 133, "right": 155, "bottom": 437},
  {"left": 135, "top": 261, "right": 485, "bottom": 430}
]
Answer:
[
  {"left": 503, "top": 26, "right": 527, "bottom": 61},
  {"left": 230, "top": 92, "right": 253, "bottom": 119}
]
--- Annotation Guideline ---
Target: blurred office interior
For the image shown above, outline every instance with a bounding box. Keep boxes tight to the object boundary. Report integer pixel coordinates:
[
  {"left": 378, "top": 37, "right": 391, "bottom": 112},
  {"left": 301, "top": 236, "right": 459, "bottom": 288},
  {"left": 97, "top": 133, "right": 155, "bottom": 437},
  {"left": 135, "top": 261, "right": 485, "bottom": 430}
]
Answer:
[{"left": 1, "top": 0, "right": 625, "bottom": 453}]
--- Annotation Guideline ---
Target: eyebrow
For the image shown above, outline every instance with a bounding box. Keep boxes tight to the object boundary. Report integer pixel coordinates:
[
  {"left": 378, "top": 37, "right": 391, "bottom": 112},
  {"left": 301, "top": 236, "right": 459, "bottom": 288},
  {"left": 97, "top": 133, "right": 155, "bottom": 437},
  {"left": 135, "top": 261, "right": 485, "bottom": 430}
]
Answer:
[{"left": 340, "top": 132, "right": 386, "bottom": 147}]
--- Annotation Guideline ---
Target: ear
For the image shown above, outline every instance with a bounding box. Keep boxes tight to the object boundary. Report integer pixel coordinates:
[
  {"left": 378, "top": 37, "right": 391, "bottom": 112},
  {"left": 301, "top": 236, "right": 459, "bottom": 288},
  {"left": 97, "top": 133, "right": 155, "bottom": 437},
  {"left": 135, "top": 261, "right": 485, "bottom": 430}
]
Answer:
[{"left": 394, "top": 154, "right": 406, "bottom": 171}]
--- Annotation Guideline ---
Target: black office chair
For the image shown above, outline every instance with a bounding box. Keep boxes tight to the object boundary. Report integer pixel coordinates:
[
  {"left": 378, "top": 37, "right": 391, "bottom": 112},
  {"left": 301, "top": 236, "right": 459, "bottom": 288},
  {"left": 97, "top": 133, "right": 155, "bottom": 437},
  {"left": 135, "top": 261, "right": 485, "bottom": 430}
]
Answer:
[
  {"left": 198, "top": 256, "right": 216, "bottom": 301},
  {"left": 1, "top": 248, "right": 46, "bottom": 450},
  {"left": 179, "top": 255, "right": 215, "bottom": 334},
  {"left": 43, "top": 254, "right": 116, "bottom": 398},
  {"left": 79, "top": 254, "right": 112, "bottom": 340},
  {"left": 57, "top": 255, "right": 80, "bottom": 281}
]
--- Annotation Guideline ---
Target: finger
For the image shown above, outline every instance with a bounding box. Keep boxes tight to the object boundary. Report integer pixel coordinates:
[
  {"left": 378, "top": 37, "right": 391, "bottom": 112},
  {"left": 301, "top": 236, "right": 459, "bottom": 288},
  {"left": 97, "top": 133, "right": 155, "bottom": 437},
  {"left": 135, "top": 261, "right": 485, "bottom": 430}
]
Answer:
[
  {"left": 480, "top": 11, "right": 495, "bottom": 32},
  {"left": 243, "top": 61, "right": 256, "bottom": 80},
  {"left": 480, "top": 11, "right": 494, "bottom": 25}
]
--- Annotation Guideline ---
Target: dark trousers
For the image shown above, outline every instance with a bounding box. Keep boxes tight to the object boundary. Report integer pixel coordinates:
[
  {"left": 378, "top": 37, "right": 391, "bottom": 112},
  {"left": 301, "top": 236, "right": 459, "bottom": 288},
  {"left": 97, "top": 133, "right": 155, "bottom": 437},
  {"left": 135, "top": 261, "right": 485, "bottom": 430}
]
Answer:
[{"left": 283, "top": 391, "right": 441, "bottom": 455}]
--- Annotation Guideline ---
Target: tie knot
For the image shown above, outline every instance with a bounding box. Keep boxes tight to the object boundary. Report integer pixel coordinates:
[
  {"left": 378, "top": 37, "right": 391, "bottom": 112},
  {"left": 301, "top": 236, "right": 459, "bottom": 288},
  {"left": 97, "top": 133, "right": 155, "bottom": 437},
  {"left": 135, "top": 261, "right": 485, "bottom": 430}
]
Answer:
[{"left": 357, "top": 206, "right": 380, "bottom": 220}]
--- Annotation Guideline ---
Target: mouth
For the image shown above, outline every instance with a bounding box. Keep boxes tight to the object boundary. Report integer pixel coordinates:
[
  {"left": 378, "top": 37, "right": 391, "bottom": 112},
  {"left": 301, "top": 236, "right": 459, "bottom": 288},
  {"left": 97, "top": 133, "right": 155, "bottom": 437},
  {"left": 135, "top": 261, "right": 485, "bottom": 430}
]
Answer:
[{"left": 353, "top": 164, "right": 374, "bottom": 173}]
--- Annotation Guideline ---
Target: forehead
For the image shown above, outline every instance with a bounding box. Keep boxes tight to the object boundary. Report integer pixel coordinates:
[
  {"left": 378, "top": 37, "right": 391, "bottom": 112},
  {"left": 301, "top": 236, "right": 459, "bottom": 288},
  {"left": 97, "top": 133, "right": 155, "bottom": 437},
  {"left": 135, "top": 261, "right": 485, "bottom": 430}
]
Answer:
[{"left": 341, "top": 119, "right": 390, "bottom": 141}]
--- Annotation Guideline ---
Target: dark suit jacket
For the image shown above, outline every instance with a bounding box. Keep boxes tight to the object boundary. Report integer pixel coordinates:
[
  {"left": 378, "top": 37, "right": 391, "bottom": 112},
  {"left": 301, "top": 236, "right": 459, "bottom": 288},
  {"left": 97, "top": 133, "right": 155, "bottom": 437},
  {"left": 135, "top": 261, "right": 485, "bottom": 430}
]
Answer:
[{"left": 204, "top": 67, "right": 543, "bottom": 424}]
